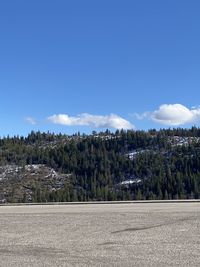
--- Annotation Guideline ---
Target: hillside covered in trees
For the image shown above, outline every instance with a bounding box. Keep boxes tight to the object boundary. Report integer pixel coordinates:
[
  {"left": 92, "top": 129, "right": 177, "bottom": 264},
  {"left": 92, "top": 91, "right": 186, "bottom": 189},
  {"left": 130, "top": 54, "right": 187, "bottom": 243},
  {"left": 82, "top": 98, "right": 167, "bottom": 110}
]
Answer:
[{"left": 1, "top": 127, "right": 200, "bottom": 203}]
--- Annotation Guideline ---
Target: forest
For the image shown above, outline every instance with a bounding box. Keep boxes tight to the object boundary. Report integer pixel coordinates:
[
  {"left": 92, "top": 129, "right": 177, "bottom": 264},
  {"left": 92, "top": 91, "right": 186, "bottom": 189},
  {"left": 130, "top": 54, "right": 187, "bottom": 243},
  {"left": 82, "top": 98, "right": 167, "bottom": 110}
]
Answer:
[{"left": 0, "top": 127, "right": 200, "bottom": 202}]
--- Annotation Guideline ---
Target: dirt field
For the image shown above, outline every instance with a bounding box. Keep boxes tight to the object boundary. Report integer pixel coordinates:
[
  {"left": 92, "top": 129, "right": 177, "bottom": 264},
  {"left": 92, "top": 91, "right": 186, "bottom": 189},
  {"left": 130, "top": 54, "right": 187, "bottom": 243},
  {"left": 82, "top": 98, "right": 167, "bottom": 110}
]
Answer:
[{"left": 0, "top": 202, "right": 200, "bottom": 266}]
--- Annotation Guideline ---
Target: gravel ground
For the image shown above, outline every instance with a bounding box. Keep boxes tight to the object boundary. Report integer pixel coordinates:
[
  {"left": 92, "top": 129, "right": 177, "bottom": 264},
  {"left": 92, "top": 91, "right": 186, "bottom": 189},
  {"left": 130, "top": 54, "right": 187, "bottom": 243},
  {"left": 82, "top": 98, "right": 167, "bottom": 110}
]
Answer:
[{"left": 0, "top": 202, "right": 200, "bottom": 267}]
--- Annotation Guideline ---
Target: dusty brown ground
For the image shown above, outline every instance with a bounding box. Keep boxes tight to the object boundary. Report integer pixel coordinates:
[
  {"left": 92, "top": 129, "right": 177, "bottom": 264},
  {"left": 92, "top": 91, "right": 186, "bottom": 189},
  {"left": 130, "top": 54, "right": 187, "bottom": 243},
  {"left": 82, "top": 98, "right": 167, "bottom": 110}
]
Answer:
[{"left": 0, "top": 202, "right": 200, "bottom": 266}]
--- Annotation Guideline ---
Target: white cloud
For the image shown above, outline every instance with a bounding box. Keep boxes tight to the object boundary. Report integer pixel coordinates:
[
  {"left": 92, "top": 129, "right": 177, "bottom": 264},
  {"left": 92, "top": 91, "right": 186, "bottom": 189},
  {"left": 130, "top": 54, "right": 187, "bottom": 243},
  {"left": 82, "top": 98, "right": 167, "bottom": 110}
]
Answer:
[
  {"left": 151, "top": 104, "right": 200, "bottom": 126},
  {"left": 25, "top": 117, "right": 37, "bottom": 125},
  {"left": 136, "top": 104, "right": 200, "bottom": 126},
  {"left": 48, "top": 113, "right": 134, "bottom": 130}
]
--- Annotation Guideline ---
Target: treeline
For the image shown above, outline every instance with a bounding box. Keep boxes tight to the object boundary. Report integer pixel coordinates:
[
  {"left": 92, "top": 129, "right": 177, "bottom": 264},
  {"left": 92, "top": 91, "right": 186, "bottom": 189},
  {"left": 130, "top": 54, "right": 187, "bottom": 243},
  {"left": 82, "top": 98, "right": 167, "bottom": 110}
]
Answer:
[{"left": 0, "top": 127, "right": 200, "bottom": 202}]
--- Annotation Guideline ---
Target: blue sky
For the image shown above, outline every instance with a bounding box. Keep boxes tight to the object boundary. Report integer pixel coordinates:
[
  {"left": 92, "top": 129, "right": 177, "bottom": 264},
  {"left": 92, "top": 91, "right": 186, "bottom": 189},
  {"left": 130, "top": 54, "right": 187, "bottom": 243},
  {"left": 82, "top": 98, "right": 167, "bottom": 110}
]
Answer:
[{"left": 0, "top": 0, "right": 200, "bottom": 136}]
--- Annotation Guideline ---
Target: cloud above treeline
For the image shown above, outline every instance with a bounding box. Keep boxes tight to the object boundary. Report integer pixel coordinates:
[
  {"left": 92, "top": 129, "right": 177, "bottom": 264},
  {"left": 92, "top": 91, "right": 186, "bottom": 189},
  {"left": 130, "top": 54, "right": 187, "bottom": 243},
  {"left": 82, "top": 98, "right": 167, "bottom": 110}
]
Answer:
[
  {"left": 26, "top": 104, "right": 200, "bottom": 130},
  {"left": 25, "top": 117, "right": 37, "bottom": 125},
  {"left": 48, "top": 113, "right": 134, "bottom": 130},
  {"left": 136, "top": 104, "right": 200, "bottom": 126}
]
